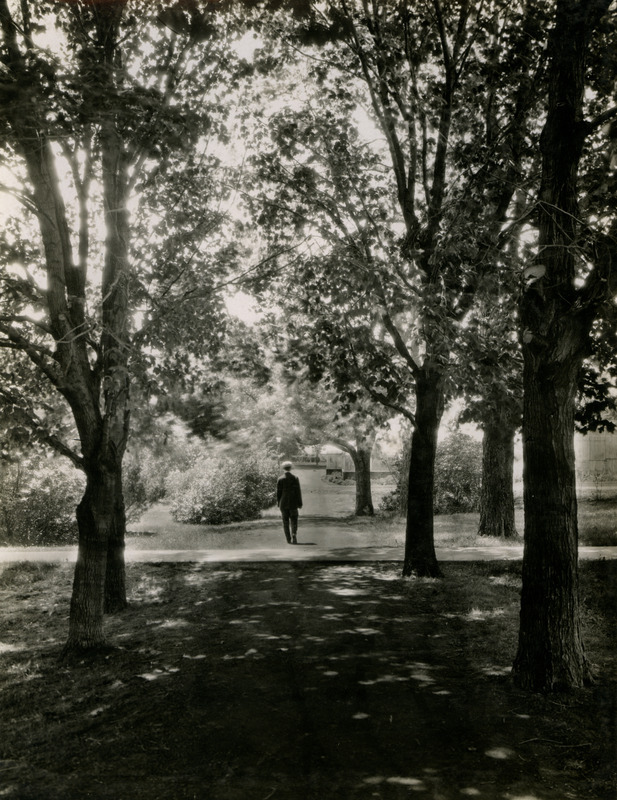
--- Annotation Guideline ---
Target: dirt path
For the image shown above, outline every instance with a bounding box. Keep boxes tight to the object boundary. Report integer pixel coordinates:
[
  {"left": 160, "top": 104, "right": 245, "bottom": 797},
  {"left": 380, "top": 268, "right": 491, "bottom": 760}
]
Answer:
[
  {"left": 2, "top": 476, "right": 615, "bottom": 565},
  {"left": 1, "top": 542, "right": 615, "bottom": 564}
]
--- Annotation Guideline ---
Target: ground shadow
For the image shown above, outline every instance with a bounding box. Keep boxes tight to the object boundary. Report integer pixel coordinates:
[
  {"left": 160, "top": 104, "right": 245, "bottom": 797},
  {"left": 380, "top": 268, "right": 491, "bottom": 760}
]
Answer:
[{"left": 0, "top": 561, "right": 614, "bottom": 799}]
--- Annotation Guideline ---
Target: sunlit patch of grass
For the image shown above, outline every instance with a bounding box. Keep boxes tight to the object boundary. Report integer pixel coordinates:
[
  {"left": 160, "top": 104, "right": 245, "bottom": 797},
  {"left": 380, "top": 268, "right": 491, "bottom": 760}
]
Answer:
[
  {"left": 489, "top": 575, "right": 521, "bottom": 588},
  {"left": 386, "top": 776, "right": 426, "bottom": 788},
  {"left": 485, "top": 747, "right": 515, "bottom": 759},
  {"left": 358, "top": 674, "right": 410, "bottom": 685},
  {"left": 481, "top": 665, "right": 512, "bottom": 677},
  {"left": 464, "top": 607, "right": 507, "bottom": 622},
  {"left": 183, "top": 570, "right": 212, "bottom": 587},
  {"left": 0, "top": 562, "right": 63, "bottom": 589},
  {"left": 0, "top": 642, "right": 23, "bottom": 654},
  {"left": 328, "top": 587, "right": 368, "bottom": 597},
  {"left": 155, "top": 618, "right": 191, "bottom": 629},
  {"left": 129, "top": 577, "right": 165, "bottom": 604},
  {"left": 578, "top": 498, "right": 617, "bottom": 546},
  {"left": 5, "top": 660, "right": 41, "bottom": 678}
]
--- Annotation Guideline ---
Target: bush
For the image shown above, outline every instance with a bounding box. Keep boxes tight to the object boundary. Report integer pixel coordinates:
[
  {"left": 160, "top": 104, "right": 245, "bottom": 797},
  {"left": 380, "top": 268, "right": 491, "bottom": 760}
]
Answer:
[
  {"left": 122, "top": 430, "right": 209, "bottom": 521},
  {"left": 0, "top": 459, "right": 84, "bottom": 545},
  {"left": 379, "top": 487, "right": 401, "bottom": 515},
  {"left": 122, "top": 450, "right": 168, "bottom": 521},
  {"left": 378, "top": 431, "right": 482, "bottom": 515},
  {"left": 434, "top": 431, "right": 482, "bottom": 514},
  {"left": 166, "top": 453, "right": 279, "bottom": 525},
  {"left": 323, "top": 473, "right": 355, "bottom": 485}
]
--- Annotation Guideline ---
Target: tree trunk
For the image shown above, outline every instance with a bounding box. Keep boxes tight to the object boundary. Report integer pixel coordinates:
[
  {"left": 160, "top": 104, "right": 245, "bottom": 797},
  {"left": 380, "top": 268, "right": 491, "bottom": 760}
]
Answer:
[
  {"left": 66, "top": 470, "right": 116, "bottom": 652},
  {"left": 398, "top": 434, "right": 412, "bottom": 516},
  {"left": 403, "top": 372, "right": 444, "bottom": 577},
  {"left": 96, "top": 3, "right": 131, "bottom": 623},
  {"left": 512, "top": 356, "right": 590, "bottom": 690},
  {"left": 105, "top": 470, "right": 127, "bottom": 614},
  {"left": 350, "top": 443, "right": 374, "bottom": 516},
  {"left": 478, "top": 420, "right": 518, "bottom": 538},
  {"left": 511, "top": 0, "right": 608, "bottom": 691}
]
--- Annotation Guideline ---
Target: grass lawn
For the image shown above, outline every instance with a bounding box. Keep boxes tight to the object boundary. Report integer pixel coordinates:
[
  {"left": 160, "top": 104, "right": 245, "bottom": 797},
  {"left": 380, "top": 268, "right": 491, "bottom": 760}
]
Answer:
[
  {"left": 0, "top": 559, "right": 615, "bottom": 800},
  {"left": 127, "top": 494, "right": 617, "bottom": 551}
]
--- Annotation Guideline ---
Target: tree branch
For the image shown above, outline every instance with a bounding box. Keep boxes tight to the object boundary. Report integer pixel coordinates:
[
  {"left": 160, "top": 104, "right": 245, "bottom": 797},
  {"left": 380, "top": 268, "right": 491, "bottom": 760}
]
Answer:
[
  {"left": 585, "top": 104, "right": 617, "bottom": 133},
  {"left": 0, "top": 322, "right": 62, "bottom": 387},
  {"left": 0, "top": 314, "right": 53, "bottom": 336},
  {"left": 377, "top": 303, "right": 421, "bottom": 377},
  {"left": 0, "top": 387, "right": 83, "bottom": 469},
  {"left": 341, "top": 0, "right": 415, "bottom": 233}
]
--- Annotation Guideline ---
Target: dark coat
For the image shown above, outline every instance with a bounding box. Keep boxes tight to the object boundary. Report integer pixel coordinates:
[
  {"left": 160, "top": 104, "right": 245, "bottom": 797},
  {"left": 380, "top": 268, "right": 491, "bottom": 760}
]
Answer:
[{"left": 277, "top": 471, "right": 303, "bottom": 511}]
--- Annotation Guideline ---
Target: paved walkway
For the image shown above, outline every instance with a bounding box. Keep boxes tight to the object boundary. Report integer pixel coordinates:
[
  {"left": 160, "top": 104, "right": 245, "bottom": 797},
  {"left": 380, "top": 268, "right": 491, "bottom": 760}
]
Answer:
[{"left": 0, "top": 544, "right": 615, "bottom": 564}]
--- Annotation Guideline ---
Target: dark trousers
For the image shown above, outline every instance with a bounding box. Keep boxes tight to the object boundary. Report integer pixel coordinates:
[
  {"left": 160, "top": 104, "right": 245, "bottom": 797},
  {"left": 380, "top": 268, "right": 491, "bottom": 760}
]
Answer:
[{"left": 281, "top": 508, "right": 298, "bottom": 542}]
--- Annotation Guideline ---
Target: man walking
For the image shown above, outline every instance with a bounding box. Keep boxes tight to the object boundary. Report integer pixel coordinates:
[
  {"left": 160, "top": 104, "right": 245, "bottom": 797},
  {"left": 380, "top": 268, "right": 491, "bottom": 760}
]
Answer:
[{"left": 277, "top": 461, "right": 303, "bottom": 544}]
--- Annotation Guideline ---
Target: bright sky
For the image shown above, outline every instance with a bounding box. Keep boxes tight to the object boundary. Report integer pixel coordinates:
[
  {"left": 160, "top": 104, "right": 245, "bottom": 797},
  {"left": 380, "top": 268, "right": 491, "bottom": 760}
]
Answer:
[{"left": 225, "top": 291, "right": 263, "bottom": 324}]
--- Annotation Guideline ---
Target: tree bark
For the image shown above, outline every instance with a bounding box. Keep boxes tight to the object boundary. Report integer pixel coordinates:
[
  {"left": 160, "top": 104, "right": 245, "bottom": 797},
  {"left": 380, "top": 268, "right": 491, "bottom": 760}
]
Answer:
[
  {"left": 88, "top": 0, "right": 130, "bottom": 627},
  {"left": 478, "top": 420, "right": 518, "bottom": 538},
  {"left": 403, "top": 371, "right": 444, "bottom": 577},
  {"left": 105, "top": 470, "right": 128, "bottom": 614},
  {"left": 512, "top": 355, "right": 590, "bottom": 690},
  {"left": 350, "top": 442, "right": 374, "bottom": 516},
  {"left": 66, "top": 470, "right": 115, "bottom": 651},
  {"left": 512, "top": 0, "right": 610, "bottom": 691}
]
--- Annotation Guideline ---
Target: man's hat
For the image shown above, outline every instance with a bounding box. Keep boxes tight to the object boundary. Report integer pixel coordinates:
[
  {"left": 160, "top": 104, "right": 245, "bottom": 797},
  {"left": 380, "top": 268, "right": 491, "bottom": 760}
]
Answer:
[{"left": 281, "top": 461, "right": 293, "bottom": 470}]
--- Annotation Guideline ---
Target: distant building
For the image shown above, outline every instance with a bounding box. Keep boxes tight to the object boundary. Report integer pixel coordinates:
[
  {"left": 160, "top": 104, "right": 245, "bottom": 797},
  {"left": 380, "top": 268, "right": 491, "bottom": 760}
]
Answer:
[
  {"left": 324, "top": 450, "right": 392, "bottom": 479},
  {"left": 512, "top": 430, "right": 617, "bottom": 489},
  {"left": 575, "top": 431, "right": 617, "bottom": 481}
]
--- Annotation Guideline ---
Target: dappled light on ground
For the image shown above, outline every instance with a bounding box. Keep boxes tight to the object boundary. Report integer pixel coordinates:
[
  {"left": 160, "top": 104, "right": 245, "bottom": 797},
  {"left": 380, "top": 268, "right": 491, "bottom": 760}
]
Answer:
[
  {"left": 0, "top": 642, "right": 23, "bottom": 653},
  {"left": 363, "top": 775, "right": 427, "bottom": 789},
  {"left": 0, "top": 560, "right": 614, "bottom": 799},
  {"left": 485, "top": 747, "right": 516, "bottom": 760}
]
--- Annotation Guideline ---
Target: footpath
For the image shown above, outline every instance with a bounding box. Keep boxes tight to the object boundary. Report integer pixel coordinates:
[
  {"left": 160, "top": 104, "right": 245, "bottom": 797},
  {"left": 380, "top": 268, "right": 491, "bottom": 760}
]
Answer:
[
  {"left": 1, "top": 543, "right": 615, "bottom": 564},
  {"left": 2, "top": 493, "right": 616, "bottom": 564}
]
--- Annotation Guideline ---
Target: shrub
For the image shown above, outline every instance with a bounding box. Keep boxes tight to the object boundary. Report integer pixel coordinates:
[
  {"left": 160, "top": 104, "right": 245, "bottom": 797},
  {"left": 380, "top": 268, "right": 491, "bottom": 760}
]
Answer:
[
  {"left": 166, "top": 452, "right": 278, "bottom": 525},
  {"left": 378, "top": 448, "right": 408, "bottom": 515},
  {"left": 379, "top": 487, "right": 401, "bottom": 515},
  {"left": 433, "top": 431, "right": 482, "bottom": 514},
  {"left": 0, "top": 459, "right": 84, "bottom": 545},
  {"left": 378, "top": 431, "right": 482, "bottom": 515},
  {"left": 122, "top": 450, "right": 168, "bottom": 521},
  {"left": 122, "top": 430, "right": 209, "bottom": 521},
  {"left": 323, "top": 472, "right": 355, "bottom": 485}
]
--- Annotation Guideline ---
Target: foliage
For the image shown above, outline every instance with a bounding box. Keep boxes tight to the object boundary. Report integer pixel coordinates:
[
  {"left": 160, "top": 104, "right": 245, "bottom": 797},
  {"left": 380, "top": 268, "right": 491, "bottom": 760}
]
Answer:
[
  {"left": 380, "top": 431, "right": 482, "bottom": 516},
  {"left": 0, "top": 458, "right": 84, "bottom": 546},
  {"left": 239, "top": 0, "right": 555, "bottom": 571},
  {"left": 324, "top": 474, "right": 355, "bottom": 485},
  {"left": 122, "top": 451, "right": 167, "bottom": 522},
  {"left": 434, "top": 432, "right": 483, "bottom": 514},
  {"left": 576, "top": 355, "right": 617, "bottom": 434},
  {"left": 166, "top": 451, "right": 278, "bottom": 525},
  {"left": 122, "top": 410, "right": 215, "bottom": 519},
  {"left": 243, "top": 0, "right": 551, "bottom": 412},
  {"left": 378, "top": 446, "right": 409, "bottom": 516},
  {"left": 151, "top": 320, "right": 275, "bottom": 443}
]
